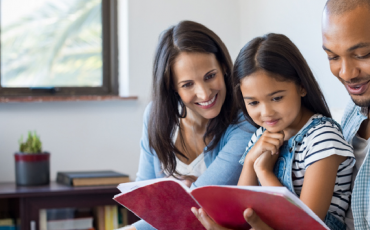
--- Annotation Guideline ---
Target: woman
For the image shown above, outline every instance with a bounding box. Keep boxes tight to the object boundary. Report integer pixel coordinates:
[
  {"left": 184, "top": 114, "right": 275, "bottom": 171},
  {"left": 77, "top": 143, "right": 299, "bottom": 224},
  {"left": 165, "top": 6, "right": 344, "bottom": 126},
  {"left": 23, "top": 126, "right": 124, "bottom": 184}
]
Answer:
[{"left": 128, "top": 20, "right": 255, "bottom": 230}]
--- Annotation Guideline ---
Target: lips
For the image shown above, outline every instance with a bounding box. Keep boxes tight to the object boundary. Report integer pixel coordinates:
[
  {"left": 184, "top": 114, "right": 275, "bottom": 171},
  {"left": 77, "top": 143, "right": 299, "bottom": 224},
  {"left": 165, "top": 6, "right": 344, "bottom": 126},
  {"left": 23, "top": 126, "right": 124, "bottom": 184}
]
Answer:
[
  {"left": 345, "top": 81, "right": 370, "bottom": 95},
  {"left": 195, "top": 94, "right": 218, "bottom": 109},
  {"left": 264, "top": 119, "right": 280, "bottom": 126}
]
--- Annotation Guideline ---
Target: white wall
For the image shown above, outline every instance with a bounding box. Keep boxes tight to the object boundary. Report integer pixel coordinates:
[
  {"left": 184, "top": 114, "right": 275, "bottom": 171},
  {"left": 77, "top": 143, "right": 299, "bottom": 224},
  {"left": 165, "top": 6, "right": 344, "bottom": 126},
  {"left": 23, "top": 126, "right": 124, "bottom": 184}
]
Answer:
[
  {"left": 0, "top": 0, "right": 241, "bottom": 182},
  {"left": 239, "top": 0, "right": 350, "bottom": 122},
  {"left": 0, "top": 0, "right": 349, "bottom": 183}
]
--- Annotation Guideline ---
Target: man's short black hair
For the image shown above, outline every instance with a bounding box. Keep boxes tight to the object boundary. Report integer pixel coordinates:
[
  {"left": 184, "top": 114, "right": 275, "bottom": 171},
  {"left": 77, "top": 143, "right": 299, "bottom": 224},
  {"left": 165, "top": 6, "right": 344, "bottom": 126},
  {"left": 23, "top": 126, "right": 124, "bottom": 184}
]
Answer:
[{"left": 325, "top": 0, "right": 370, "bottom": 15}]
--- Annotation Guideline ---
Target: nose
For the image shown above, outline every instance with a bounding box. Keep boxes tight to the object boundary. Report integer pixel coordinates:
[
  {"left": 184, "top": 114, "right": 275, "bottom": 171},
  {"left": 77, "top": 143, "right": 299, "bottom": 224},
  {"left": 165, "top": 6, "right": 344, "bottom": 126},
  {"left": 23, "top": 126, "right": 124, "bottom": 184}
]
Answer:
[
  {"left": 339, "top": 59, "right": 359, "bottom": 82},
  {"left": 261, "top": 103, "right": 274, "bottom": 117},
  {"left": 196, "top": 83, "right": 212, "bottom": 101}
]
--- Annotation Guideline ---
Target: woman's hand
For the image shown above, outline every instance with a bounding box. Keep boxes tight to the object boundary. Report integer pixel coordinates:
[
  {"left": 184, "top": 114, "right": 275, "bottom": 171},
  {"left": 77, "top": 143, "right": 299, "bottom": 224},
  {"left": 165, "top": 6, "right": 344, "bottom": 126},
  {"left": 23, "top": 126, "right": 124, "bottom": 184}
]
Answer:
[
  {"left": 191, "top": 207, "right": 233, "bottom": 230},
  {"left": 168, "top": 175, "right": 198, "bottom": 188},
  {"left": 243, "top": 208, "right": 274, "bottom": 230}
]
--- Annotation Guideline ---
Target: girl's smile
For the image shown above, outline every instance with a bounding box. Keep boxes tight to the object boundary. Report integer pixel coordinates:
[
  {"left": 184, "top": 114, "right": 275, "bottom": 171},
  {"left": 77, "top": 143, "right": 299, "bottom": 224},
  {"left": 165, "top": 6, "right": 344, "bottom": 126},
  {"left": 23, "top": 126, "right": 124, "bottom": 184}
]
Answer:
[{"left": 240, "top": 70, "right": 312, "bottom": 140}]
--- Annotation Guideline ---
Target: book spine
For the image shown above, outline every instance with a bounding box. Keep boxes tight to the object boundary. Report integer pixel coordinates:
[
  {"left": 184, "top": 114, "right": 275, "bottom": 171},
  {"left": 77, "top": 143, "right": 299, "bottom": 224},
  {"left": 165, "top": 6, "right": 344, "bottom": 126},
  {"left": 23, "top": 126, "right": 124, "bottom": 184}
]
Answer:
[
  {"left": 39, "top": 209, "right": 47, "bottom": 230},
  {"left": 56, "top": 173, "right": 72, "bottom": 186}
]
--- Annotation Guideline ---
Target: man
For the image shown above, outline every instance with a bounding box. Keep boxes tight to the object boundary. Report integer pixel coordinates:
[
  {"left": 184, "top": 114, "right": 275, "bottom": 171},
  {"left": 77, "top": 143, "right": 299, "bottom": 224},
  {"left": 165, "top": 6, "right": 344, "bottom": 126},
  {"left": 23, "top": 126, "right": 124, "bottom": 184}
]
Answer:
[
  {"left": 193, "top": 0, "right": 370, "bottom": 229},
  {"left": 322, "top": 1, "right": 370, "bottom": 229}
]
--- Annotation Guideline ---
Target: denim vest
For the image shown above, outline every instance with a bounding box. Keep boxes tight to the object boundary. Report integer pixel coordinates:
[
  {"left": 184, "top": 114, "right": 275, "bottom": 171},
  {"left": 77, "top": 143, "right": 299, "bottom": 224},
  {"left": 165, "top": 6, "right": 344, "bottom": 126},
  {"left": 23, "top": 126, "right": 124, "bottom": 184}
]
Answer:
[
  {"left": 243, "top": 116, "right": 346, "bottom": 230},
  {"left": 341, "top": 100, "right": 370, "bottom": 230}
]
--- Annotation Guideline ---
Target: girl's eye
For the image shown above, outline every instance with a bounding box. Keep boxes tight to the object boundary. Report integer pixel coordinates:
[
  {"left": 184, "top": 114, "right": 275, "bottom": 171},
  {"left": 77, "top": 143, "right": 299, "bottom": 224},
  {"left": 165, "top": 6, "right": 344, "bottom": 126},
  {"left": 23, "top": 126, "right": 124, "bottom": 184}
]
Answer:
[
  {"left": 272, "top": 96, "right": 283, "bottom": 102},
  {"left": 205, "top": 73, "right": 216, "bottom": 80},
  {"left": 328, "top": 56, "right": 339, "bottom": 61},
  {"left": 248, "top": 101, "right": 259, "bottom": 106},
  {"left": 182, "top": 82, "right": 193, "bottom": 88},
  {"left": 357, "top": 53, "right": 370, "bottom": 59}
]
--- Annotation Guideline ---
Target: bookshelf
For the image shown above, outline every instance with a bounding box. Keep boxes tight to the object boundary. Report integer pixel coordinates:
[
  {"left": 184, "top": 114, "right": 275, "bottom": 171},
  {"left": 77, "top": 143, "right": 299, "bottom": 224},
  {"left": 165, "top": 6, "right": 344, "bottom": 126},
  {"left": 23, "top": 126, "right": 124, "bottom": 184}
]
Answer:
[{"left": 0, "top": 182, "right": 139, "bottom": 230}]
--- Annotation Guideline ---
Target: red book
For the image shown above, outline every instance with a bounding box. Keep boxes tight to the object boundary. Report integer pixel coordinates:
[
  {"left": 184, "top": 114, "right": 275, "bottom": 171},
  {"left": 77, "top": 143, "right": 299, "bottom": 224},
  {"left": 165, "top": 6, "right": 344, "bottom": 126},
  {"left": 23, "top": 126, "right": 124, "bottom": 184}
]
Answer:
[{"left": 113, "top": 178, "right": 329, "bottom": 230}]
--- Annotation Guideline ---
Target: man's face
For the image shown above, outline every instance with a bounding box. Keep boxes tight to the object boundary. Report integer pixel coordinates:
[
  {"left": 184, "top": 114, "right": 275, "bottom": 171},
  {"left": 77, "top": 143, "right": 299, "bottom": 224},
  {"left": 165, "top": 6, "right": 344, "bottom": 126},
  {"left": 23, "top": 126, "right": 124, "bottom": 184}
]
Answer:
[{"left": 322, "top": 6, "right": 370, "bottom": 107}]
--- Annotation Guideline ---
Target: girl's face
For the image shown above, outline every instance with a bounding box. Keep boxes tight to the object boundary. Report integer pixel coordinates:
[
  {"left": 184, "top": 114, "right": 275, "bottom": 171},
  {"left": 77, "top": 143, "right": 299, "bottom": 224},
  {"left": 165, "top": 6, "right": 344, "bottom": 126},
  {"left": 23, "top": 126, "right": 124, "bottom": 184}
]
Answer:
[
  {"left": 240, "top": 70, "right": 307, "bottom": 134},
  {"left": 172, "top": 52, "right": 226, "bottom": 120}
]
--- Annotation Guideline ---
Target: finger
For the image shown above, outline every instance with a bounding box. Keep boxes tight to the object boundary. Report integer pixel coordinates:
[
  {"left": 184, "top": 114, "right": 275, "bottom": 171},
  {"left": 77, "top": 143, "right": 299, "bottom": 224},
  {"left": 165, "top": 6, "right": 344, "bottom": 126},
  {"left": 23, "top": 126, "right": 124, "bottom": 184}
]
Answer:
[
  {"left": 261, "top": 142, "right": 278, "bottom": 155},
  {"left": 263, "top": 132, "right": 284, "bottom": 146},
  {"left": 244, "top": 208, "right": 274, "bottom": 230},
  {"left": 191, "top": 208, "right": 213, "bottom": 229},
  {"left": 262, "top": 137, "right": 281, "bottom": 151}
]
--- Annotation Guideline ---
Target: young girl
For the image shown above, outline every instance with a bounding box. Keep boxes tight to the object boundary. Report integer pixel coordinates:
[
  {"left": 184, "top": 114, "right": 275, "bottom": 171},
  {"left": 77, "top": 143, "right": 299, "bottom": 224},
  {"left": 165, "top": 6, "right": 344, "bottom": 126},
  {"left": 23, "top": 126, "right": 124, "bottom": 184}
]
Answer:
[{"left": 192, "top": 33, "right": 354, "bottom": 230}]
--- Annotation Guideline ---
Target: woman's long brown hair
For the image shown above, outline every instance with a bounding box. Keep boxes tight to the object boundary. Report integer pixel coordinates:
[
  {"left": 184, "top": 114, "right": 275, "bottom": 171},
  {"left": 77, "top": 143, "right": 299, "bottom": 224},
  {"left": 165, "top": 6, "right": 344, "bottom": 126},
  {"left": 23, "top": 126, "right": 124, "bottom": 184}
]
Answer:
[{"left": 148, "top": 20, "right": 238, "bottom": 176}]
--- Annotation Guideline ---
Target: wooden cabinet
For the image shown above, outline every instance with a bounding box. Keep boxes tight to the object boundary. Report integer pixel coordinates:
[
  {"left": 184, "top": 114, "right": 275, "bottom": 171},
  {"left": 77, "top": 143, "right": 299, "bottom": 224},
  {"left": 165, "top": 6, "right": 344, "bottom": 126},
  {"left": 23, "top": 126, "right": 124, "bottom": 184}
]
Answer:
[{"left": 0, "top": 182, "right": 139, "bottom": 230}]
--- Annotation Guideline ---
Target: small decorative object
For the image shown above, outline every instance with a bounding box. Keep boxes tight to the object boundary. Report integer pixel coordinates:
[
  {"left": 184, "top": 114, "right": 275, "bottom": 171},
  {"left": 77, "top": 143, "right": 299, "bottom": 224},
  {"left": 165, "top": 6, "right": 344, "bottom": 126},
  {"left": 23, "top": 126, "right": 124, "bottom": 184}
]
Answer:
[{"left": 14, "top": 131, "right": 50, "bottom": 186}]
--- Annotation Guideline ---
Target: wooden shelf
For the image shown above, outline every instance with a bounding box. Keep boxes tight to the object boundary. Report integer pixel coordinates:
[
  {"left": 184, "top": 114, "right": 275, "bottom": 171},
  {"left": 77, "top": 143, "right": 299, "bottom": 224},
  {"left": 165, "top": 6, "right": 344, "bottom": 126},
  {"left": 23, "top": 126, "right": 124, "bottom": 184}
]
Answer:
[{"left": 0, "top": 182, "right": 140, "bottom": 230}]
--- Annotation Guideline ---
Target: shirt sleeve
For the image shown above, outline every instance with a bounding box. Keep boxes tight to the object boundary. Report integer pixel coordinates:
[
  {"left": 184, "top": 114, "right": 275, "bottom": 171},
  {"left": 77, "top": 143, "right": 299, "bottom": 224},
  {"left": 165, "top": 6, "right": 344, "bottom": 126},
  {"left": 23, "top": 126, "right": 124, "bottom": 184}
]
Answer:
[
  {"left": 190, "top": 117, "right": 256, "bottom": 189},
  {"left": 132, "top": 103, "right": 162, "bottom": 230},
  {"left": 135, "top": 103, "right": 158, "bottom": 181},
  {"left": 302, "top": 122, "right": 355, "bottom": 169},
  {"left": 238, "top": 127, "right": 264, "bottom": 165}
]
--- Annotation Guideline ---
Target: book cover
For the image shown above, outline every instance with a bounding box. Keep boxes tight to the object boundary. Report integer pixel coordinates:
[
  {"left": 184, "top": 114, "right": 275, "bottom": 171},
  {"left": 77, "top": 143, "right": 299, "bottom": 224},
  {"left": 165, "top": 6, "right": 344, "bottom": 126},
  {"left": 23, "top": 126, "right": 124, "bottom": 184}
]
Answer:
[
  {"left": 56, "top": 170, "right": 130, "bottom": 186},
  {"left": 113, "top": 178, "right": 329, "bottom": 230}
]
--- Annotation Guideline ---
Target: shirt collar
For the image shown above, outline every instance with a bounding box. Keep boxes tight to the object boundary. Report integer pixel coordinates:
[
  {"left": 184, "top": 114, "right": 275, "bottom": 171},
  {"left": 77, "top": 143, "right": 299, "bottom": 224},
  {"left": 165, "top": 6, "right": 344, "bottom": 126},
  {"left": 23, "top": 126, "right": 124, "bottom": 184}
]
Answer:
[{"left": 360, "top": 106, "right": 369, "bottom": 117}]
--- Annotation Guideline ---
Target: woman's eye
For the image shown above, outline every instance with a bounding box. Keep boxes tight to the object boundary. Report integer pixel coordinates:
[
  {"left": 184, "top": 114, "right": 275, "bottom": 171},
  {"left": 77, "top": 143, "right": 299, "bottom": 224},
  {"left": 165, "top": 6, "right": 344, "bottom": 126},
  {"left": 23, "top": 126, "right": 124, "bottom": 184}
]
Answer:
[
  {"left": 328, "top": 56, "right": 339, "bottom": 61},
  {"left": 272, "top": 96, "right": 283, "bottom": 102},
  {"left": 182, "top": 82, "right": 193, "bottom": 88},
  {"left": 248, "top": 101, "right": 259, "bottom": 106},
  {"left": 205, "top": 73, "right": 216, "bottom": 80}
]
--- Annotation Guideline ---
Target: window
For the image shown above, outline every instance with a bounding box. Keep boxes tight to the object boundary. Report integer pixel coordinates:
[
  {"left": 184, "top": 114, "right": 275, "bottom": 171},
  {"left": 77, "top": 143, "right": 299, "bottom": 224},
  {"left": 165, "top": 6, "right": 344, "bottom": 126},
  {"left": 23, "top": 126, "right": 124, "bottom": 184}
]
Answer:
[{"left": 0, "top": 0, "right": 118, "bottom": 97}]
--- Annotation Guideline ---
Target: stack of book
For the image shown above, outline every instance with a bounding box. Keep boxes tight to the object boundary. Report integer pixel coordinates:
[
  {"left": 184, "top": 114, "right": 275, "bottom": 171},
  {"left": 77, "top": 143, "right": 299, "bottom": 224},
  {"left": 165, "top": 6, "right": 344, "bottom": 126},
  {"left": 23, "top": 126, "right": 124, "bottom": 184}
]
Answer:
[
  {"left": 56, "top": 170, "right": 130, "bottom": 187},
  {"left": 94, "top": 205, "right": 129, "bottom": 230},
  {"left": 39, "top": 208, "right": 94, "bottom": 230},
  {"left": 0, "top": 219, "right": 19, "bottom": 230}
]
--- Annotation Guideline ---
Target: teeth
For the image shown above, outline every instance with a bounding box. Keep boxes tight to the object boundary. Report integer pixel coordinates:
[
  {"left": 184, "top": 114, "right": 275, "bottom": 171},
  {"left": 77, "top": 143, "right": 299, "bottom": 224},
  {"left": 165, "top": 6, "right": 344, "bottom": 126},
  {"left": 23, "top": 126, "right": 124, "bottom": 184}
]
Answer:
[{"left": 198, "top": 95, "right": 216, "bottom": 106}]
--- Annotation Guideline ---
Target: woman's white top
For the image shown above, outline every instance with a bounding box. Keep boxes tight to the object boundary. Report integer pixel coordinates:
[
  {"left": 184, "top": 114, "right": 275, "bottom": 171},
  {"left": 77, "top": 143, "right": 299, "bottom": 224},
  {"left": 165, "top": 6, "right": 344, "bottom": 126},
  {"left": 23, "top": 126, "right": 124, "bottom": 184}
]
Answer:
[{"left": 169, "top": 125, "right": 207, "bottom": 177}]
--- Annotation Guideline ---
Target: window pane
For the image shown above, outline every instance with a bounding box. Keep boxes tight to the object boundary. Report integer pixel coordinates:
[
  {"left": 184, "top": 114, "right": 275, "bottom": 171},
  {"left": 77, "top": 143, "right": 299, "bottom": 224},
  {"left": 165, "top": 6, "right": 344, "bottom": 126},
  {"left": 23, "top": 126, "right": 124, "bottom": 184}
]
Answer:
[{"left": 1, "top": 0, "right": 103, "bottom": 88}]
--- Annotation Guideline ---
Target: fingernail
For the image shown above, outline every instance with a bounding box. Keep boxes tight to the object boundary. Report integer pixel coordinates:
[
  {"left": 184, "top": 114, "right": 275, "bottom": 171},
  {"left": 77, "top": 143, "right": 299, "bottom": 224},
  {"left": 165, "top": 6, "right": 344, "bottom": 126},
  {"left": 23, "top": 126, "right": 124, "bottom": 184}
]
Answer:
[
  {"left": 191, "top": 207, "right": 197, "bottom": 215},
  {"left": 245, "top": 208, "right": 253, "bottom": 217}
]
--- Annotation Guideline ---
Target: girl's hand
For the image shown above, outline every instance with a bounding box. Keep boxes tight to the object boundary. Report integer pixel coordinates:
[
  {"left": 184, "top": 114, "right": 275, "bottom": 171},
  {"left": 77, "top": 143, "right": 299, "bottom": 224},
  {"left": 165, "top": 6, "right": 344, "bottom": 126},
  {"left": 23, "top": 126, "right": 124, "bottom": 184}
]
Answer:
[
  {"left": 191, "top": 207, "right": 233, "bottom": 230},
  {"left": 246, "top": 131, "right": 284, "bottom": 165},
  {"left": 253, "top": 150, "right": 279, "bottom": 176}
]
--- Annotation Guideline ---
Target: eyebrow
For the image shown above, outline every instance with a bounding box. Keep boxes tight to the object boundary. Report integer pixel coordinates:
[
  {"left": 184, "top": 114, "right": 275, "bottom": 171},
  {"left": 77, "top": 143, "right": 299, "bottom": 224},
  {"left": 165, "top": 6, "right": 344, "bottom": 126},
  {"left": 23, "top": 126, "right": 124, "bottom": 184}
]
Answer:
[
  {"left": 177, "top": 69, "right": 217, "bottom": 85},
  {"left": 322, "top": 42, "right": 370, "bottom": 53},
  {"left": 243, "top": 90, "right": 286, "bottom": 99}
]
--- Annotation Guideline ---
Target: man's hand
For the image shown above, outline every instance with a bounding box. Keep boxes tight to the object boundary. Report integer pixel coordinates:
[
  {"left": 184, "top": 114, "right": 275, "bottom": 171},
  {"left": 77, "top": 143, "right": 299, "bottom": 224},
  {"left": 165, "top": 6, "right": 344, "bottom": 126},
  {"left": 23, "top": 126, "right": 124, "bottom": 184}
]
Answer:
[
  {"left": 243, "top": 208, "right": 274, "bottom": 230},
  {"left": 191, "top": 207, "right": 233, "bottom": 230}
]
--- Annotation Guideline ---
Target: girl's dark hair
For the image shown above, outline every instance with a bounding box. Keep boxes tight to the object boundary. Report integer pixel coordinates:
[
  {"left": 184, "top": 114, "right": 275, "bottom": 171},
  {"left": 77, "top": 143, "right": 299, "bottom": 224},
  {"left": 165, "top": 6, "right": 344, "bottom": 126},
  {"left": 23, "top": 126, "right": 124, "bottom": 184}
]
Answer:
[
  {"left": 149, "top": 20, "right": 237, "bottom": 176},
  {"left": 233, "top": 33, "right": 331, "bottom": 127}
]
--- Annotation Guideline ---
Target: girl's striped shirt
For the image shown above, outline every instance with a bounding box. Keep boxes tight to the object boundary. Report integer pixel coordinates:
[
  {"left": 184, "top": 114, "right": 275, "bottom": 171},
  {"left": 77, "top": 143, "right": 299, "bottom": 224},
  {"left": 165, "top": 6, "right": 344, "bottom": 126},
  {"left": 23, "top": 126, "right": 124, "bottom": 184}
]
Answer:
[{"left": 241, "top": 114, "right": 355, "bottom": 222}]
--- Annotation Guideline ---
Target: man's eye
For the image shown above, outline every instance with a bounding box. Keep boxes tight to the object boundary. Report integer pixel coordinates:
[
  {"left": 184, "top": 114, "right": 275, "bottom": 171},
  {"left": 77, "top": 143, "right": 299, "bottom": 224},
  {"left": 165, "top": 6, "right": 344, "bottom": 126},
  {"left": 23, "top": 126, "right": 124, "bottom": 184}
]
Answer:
[
  {"left": 357, "top": 53, "right": 370, "bottom": 59},
  {"left": 272, "top": 96, "right": 283, "bottom": 101},
  {"left": 248, "top": 101, "right": 259, "bottom": 106},
  {"left": 182, "top": 82, "right": 193, "bottom": 88}
]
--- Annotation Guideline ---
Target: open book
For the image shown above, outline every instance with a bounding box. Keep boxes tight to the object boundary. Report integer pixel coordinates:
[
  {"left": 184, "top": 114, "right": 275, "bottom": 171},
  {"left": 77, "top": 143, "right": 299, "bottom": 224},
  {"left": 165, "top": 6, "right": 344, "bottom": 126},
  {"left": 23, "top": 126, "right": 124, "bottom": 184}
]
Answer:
[{"left": 113, "top": 178, "right": 329, "bottom": 230}]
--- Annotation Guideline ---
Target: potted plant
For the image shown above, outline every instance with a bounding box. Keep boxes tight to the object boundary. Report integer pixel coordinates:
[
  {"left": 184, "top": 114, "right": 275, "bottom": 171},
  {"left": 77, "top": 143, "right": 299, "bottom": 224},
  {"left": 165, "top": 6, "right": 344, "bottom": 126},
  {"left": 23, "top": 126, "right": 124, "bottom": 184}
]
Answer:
[{"left": 14, "top": 131, "right": 50, "bottom": 186}]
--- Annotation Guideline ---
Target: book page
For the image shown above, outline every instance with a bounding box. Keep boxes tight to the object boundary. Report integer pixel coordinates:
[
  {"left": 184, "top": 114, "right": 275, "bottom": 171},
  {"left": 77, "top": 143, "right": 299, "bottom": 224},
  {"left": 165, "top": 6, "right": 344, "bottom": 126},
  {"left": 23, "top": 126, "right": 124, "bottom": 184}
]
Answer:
[
  {"left": 115, "top": 178, "right": 190, "bottom": 198},
  {"left": 197, "top": 185, "right": 328, "bottom": 229}
]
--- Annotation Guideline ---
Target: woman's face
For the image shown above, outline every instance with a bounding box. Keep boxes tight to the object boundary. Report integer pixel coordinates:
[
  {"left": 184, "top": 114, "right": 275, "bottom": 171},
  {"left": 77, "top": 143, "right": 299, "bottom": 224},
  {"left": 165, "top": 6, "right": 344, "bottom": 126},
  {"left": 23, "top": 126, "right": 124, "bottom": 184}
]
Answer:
[
  {"left": 240, "top": 70, "right": 306, "bottom": 134},
  {"left": 172, "top": 52, "right": 226, "bottom": 120}
]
